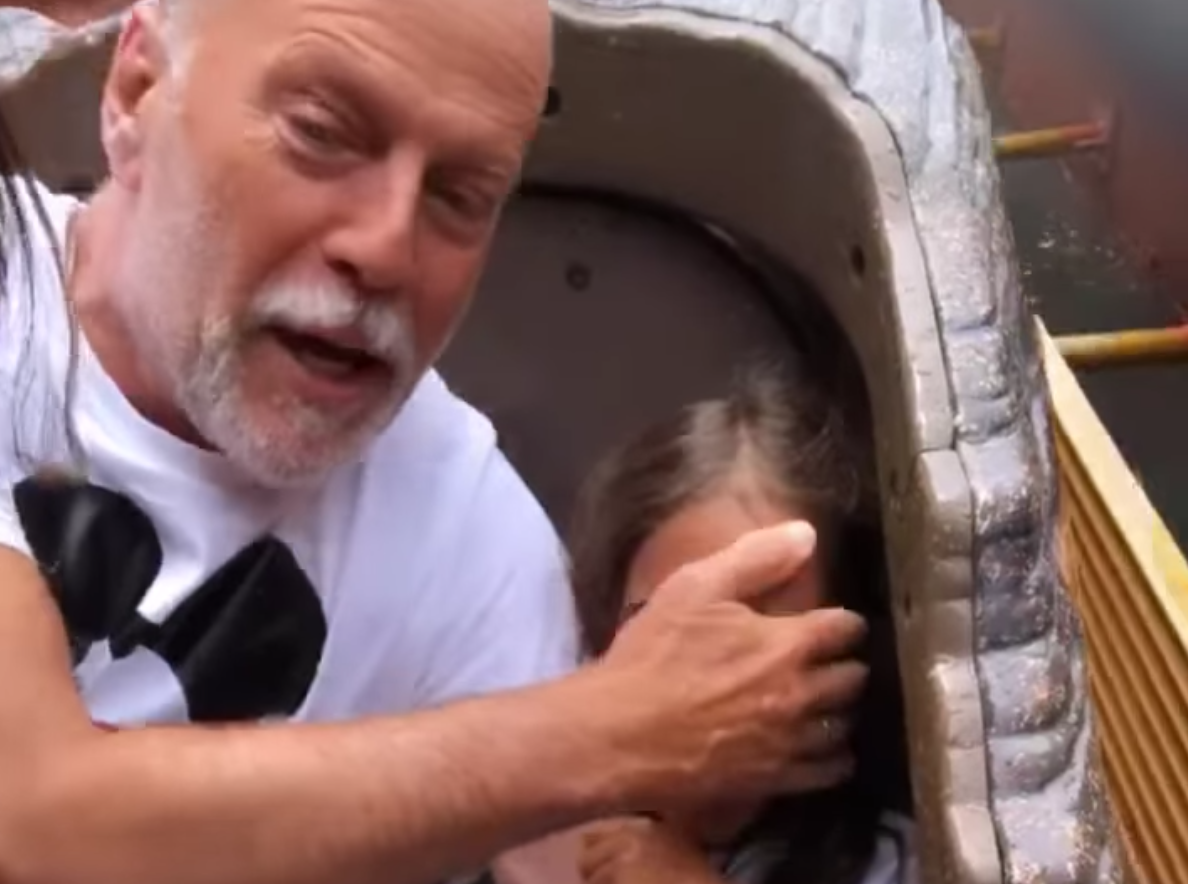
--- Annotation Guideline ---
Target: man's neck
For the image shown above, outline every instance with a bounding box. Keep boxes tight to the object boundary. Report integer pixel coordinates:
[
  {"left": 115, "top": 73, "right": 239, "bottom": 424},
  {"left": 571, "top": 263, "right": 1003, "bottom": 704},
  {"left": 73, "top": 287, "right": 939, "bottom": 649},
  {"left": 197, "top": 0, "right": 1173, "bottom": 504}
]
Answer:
[{"left": 67, "top": 185, "right": 208, "bottom": 446}]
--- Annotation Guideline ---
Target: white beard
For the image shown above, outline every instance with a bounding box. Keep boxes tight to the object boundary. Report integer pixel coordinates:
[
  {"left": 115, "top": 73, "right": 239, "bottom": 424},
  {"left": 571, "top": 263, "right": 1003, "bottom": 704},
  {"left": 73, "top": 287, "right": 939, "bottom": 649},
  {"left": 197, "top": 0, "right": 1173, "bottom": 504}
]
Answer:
[{"left": 114, "top": 113, "right": 418, "bottom": 488}]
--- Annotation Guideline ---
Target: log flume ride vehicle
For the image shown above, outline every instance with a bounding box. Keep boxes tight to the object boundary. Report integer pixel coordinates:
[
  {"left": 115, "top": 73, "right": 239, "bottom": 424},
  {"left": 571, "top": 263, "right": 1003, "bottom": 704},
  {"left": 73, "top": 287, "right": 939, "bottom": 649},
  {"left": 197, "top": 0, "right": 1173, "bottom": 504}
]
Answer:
[{"left": 4, "top": 2, "right": 1186, "bottom": 882}]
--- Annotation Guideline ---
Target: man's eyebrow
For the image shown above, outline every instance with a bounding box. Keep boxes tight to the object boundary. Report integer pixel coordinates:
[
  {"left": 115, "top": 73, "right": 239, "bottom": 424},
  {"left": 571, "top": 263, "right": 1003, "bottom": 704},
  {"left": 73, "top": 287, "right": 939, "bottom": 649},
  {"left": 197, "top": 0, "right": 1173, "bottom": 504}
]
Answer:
[
  {"left": 449, "top": 156, "right": 523, "bottom": 187},
  {"left": 426, "top": 139, "right": 526, "bottom": 189},
  {"left": 271, "top": 51, "right": 528, "bottom": 176},
  {"left": 282, "top": 60, "right": 387, "bottom": 122}
]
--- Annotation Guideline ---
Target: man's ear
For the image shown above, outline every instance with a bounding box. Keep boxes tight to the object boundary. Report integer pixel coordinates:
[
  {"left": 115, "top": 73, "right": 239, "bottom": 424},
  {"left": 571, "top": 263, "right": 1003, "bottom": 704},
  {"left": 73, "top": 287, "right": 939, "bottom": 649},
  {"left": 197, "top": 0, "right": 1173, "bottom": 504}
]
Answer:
[{"left": 101, "top": 4, "right": 172, "bottom": 190}]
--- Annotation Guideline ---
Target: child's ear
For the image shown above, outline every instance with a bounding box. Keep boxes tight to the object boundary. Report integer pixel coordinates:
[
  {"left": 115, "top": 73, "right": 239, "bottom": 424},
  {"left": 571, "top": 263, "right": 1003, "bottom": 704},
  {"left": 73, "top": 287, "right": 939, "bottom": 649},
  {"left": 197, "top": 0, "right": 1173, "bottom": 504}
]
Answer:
[{"left": 100, "top": 4, "right": 171, "bottom": 190}]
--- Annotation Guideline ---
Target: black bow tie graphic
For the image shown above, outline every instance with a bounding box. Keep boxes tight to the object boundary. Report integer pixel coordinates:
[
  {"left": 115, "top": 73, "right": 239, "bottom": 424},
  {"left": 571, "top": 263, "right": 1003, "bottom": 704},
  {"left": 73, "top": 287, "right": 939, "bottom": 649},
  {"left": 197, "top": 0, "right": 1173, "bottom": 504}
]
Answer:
[{"left": 14, "top": 475, "right": 328, "bottom": 723}]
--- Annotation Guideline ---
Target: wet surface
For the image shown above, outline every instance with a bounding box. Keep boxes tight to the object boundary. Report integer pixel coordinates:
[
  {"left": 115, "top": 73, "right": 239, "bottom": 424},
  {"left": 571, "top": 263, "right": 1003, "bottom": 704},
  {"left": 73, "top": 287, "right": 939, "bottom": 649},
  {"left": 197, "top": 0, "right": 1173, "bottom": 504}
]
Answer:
[
  {"left": 995, "top": 149, "right": 1188, "bottom": 546},
  {"left": 1067, "top": 0, "right": 1188, "bottom": 132}
]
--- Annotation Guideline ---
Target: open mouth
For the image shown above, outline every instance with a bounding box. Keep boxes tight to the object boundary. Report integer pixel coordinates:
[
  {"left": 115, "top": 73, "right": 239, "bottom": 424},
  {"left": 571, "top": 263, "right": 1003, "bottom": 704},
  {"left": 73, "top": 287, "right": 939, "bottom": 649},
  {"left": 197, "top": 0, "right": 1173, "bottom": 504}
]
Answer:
[{"left": 268, "top": 326, "right": 390, "bottom": 383}]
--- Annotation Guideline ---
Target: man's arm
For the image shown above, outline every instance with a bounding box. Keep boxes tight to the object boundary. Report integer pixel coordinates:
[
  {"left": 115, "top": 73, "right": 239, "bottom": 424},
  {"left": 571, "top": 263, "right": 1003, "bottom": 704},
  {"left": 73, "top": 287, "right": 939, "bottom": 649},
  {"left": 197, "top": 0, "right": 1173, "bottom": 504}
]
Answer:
[
  {"left": 409, "top": 461, "right": 583, "bottom": 884},
  {"left": 0, "top": 546, "right": 620, "bottom": 884},
  {"left": 0, "top": 522, "right": 869, "bottom": 884}
]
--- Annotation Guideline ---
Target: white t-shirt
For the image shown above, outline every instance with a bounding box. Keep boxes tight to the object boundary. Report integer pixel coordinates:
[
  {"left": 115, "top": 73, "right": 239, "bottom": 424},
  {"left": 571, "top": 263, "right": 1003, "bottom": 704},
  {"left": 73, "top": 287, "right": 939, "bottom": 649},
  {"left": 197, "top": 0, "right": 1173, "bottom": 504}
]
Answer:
[{"left": 0, "top": 180, "right": 579, "bottom": 728}]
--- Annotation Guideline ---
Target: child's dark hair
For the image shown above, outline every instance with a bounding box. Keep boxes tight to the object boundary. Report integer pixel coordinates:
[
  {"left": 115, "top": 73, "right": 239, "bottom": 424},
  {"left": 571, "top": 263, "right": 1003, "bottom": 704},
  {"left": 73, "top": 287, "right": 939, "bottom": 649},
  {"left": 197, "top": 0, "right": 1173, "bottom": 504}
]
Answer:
[
  {"left": 568, "top": 362, "right": 905, "bottom": 884},
  {"left": 569, "top": 362, "right": 877, "bottom": 656}
]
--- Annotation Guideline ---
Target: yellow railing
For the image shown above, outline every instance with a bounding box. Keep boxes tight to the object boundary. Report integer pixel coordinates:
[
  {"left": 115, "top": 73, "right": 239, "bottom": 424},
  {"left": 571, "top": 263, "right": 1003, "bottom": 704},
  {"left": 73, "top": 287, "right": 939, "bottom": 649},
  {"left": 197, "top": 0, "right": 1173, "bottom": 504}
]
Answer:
[
  {"left": 1041, "top": 321, "right": 1188, "bottom": 884},
  {"left": 1056, "top": 326, "right": 1188, "bottom": 370}
]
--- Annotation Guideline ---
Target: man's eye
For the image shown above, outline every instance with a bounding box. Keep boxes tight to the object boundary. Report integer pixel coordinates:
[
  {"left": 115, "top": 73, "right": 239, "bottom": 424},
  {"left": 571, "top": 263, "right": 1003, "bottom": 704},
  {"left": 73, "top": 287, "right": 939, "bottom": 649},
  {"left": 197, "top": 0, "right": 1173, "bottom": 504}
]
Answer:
[
  {"left": 283, "top": 108, "right": 350, "bottom": 157},
  {"left": 433, "top": 186, "right": 500, "bottom": 223},
  {"left": 455, "top": 191, "right": 498, "bottom": 219}
]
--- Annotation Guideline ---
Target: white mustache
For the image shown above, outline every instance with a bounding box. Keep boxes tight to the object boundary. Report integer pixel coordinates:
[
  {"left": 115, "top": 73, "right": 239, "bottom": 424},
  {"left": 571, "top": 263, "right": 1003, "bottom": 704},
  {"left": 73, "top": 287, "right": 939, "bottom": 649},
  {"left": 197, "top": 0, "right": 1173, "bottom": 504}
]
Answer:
[{"left": 249, "top": 278, "right": 415, "bottom": 367}]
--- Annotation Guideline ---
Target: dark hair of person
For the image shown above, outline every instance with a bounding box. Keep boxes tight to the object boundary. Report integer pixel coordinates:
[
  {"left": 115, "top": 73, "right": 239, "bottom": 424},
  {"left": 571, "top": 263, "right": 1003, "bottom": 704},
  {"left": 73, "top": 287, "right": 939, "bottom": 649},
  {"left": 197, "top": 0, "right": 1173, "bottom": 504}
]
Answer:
[
  {"left": 568, "top": 362, "right": 903, "bottom": 884},
  {"left": 0, "top": 104, "right": 85, "bottom": 473},
  {"left": 0, "top": 109, "right": 32, "bottom": 298}
]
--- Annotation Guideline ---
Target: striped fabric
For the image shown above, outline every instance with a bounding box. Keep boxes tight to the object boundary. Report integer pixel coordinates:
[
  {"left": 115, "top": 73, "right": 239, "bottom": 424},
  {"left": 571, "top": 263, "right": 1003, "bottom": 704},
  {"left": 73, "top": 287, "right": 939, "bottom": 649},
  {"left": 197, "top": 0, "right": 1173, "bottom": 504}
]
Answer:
[{"left": 721, "top": 813, "right": 917, "bottom": 884}]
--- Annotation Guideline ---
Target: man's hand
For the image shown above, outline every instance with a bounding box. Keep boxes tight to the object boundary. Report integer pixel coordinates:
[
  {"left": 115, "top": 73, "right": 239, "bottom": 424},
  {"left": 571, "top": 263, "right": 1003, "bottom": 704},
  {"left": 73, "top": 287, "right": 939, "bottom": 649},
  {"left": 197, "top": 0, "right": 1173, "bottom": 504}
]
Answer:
[
  {"left": 578, "top": 818, "right": 723, "bottom": 884},
  {"left": 591, "top": 521, "right": 868, "bottom": 811},
  {"left": 492, "top": 831, "right": 585, "bottom": 884}
]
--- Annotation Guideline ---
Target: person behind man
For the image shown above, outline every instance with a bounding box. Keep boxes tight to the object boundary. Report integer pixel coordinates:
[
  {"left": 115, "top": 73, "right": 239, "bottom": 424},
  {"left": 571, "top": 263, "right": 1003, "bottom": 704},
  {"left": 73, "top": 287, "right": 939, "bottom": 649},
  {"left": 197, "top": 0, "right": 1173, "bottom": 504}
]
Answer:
[{"left": 0, "top": 1, "right": 870, "bottom": 883}]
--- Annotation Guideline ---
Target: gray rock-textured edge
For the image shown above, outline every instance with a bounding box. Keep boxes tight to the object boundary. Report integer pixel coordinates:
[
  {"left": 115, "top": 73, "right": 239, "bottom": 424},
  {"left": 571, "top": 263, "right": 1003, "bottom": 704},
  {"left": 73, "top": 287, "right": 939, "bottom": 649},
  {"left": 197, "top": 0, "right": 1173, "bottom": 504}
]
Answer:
[
  {"left": 0, "top": 6, "right": 120, "bottom": 87},
  {"left": 550, "top": 2, "right": 1119, "bottom": 882}
]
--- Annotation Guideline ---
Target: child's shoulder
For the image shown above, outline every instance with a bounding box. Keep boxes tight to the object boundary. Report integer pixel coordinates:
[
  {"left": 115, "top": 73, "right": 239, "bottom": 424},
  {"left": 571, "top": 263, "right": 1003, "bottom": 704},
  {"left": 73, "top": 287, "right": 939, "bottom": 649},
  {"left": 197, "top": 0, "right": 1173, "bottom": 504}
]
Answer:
[{"left": 723, "top": 811, "right": 919, "bottom": 884}]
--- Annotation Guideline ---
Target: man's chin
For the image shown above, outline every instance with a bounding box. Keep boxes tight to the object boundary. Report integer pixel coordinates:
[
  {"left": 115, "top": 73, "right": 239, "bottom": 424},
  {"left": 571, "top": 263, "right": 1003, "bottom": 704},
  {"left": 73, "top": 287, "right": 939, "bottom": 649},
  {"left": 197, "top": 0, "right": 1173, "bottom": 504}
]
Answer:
[
  {"left": 226, "top": 404, "right": 409, "bottom": 487},
  {"left": 181, "top": 367, "right": 415, "bottom": 487},
  {"left": 217, "top": 441, "right": 355, "bottom": 490}
]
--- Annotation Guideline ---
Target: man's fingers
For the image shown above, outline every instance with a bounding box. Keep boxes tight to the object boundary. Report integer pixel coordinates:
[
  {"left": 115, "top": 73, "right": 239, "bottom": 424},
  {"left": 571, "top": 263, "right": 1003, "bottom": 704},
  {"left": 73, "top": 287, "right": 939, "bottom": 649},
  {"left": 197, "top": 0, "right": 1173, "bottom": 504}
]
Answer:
[
  {"left": 786, "top": 607, "right": 869, "bottom": 664},
  {"left": 584, "top": 869, "right": 615, "bottom": 884},
  {"left": 800, "top": 659, "right": 869, "bottom": 716},
  {"left": 792, "top": 713, "right": 853, "bottom": 757},
  {"left": 663, "top": 521, "right": 817, "bottom": 607},
  {"left": 775, "top": 753, "right": 856, "bottom": 795},
  {"left": 579, "top": 819, "right": 650, "bottom": 881},
  {"left": 578, "top": 826, "right": 621, "bottom": 880},
  {"left": 578, "top": 840, "right": 615, "bottom": 879},
  {"left": 577, "top": 846, "right": 611, "bottom": 884},
  {"left": 580, "top": 819, "right": 647, "bottom": 854}
]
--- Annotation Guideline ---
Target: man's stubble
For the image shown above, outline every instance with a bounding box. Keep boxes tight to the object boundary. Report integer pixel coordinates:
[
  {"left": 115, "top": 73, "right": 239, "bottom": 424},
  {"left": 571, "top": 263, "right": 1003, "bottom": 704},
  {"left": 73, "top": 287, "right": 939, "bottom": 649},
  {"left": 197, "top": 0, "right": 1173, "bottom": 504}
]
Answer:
[{"left": 113, "top": 113, "right": 416, "bottom": 488}]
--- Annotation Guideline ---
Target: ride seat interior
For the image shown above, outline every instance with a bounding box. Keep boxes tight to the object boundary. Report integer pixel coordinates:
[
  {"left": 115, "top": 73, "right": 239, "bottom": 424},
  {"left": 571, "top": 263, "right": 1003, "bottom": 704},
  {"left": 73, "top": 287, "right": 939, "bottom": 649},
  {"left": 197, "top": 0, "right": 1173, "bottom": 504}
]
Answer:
[{"left": 440, "top": 189, "right": 913, "bottom": 818}]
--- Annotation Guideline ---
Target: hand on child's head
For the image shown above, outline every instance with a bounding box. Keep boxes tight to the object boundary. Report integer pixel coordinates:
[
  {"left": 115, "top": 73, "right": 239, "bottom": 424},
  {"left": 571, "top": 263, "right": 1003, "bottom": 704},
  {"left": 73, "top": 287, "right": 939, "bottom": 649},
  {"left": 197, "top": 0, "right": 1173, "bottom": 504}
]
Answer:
[
  {"left": 598, "top": 523, "right": 868, "bottom": 807},
  {"left": 677, "top": 521, "right": 817, "bottom": 607},
  {"left": 625, "top": 509, "right": 818, "bottom": 608},
  {"left": 639, "top": 520, "right": 821, "bottom": 616},
  {"left": 570, "top": 373, "right": 875, "bottom": 815}
]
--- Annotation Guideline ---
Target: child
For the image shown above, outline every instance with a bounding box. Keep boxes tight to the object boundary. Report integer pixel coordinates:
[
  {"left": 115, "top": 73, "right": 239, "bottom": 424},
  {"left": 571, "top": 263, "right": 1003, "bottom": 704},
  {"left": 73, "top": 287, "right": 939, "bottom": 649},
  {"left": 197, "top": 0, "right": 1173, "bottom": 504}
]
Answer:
[{"left": 567, "top": 366, "right": 917, "bottom": 884}]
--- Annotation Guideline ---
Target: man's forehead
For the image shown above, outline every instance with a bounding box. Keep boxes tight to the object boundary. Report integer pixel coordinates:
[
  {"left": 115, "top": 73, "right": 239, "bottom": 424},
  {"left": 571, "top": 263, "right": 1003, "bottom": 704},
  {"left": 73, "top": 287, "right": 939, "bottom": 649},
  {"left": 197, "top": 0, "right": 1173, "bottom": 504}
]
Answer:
[
  {"left": 174, "top": 0, "right": 552, "bottom": 60},
  {"left": 176, "top": 0, "right": 551, "bottom": 118}
]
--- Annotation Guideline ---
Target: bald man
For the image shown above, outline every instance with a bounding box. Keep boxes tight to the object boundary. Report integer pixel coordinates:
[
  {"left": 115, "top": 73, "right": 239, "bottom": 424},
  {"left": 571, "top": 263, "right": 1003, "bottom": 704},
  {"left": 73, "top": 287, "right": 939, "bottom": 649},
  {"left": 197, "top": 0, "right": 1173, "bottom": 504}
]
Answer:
[{"left": 0, "top": 2, "right": 869, "bottom": 883}]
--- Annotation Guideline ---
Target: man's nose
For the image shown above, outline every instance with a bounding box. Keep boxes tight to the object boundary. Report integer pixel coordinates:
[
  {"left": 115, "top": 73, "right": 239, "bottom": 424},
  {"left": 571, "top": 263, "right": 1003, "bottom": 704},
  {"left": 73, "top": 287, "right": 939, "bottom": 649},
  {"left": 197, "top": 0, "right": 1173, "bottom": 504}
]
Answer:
[{"left": 321, "top": 161, "right": 422, "bottom": 295}]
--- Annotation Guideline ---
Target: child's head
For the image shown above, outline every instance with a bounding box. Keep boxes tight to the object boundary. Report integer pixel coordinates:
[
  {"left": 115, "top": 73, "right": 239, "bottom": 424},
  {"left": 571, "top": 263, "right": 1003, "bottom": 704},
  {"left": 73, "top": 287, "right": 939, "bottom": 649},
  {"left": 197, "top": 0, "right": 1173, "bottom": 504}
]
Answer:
[
  {"left": 569, "top": 365, "right": 876, "bottom": 660},
  {"left": 569, "top": 364, "right": 896, "bottom": 881}
]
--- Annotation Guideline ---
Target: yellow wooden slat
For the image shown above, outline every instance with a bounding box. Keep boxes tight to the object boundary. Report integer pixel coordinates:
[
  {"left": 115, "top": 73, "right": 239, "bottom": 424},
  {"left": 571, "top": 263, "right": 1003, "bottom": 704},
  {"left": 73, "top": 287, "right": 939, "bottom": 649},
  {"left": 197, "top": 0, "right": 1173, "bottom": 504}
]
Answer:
[
  {"left": 1091, "top": 674, "right": 1179, "bottom": 881},
  {"left": 1040, "top": 319, "right": 1188, "bottom": 884},
  {"left": 1064, "top": 506, "right": 1188, "bottom": 880},
  {"left": 1068, "top": 542, "right": 1184, "bottom": 882},
  {"left": 1099, "top": 747, "right": 1164, "bottom": 883},
  {"left": 1059, "top": 441, "right": 1188, "bottom": 748},
  {"left": 1155, "top": 520, "right": 1188, "bottom": 597},
  {"left": 1069, "top": 509, "right": 1188, "bottom": 803},
  {"left": 1041, "top": 322, "right": 1188, "bottom": 633}
]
